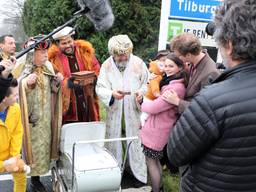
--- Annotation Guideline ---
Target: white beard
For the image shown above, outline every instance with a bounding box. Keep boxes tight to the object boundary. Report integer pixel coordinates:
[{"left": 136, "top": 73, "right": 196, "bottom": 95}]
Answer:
[{"left": 115, "top": 60, "right": 128, "bottom": 72}]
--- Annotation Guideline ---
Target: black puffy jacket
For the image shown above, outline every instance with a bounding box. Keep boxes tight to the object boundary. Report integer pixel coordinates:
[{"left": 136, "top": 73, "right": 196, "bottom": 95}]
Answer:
[{"left": 167, "top": 61, "right": 256, "bottom": 192}]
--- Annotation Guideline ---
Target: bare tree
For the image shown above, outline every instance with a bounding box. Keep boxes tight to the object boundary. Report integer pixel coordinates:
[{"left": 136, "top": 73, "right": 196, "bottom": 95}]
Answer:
[
  {"left": 0, "top": 0, "right": 27, "bottom": 44},
  {"left": 0, "top": 0, "right": 24, "bottom": 24}
]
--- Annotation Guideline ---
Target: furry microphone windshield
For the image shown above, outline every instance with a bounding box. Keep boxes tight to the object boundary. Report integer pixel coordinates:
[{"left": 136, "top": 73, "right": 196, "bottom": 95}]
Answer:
[{"left": 76, "top": 0, "right": 115, "bottom": 31}]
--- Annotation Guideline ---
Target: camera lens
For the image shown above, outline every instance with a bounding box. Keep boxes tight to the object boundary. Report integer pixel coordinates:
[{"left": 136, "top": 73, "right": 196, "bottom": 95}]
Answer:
[
  {"left": 10, "top": 57, "right": 15, "bottom": 63},
  {"left": 0, "top": 65, "right": 5, "bottom": 72},
  {"left": 205, "top": 22, "right": 216, "bottom": 36}
]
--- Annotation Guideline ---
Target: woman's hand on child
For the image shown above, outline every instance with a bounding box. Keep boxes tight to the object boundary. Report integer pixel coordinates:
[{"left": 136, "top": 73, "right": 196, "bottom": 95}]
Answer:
[
  {"left": 135, "top": 91, "right": 143, "bottom": 104},
  {"left": 162, "top": 90, "right": 180, "bottom": 106},
  {"left": 153, "top": 92, "right": 161, "bottom": 98}
]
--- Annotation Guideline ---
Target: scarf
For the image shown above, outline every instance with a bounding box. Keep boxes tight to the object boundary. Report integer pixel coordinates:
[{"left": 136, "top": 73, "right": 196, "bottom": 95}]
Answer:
[{"left": 159, "top": 74, "right": 182, "bottom": 90}]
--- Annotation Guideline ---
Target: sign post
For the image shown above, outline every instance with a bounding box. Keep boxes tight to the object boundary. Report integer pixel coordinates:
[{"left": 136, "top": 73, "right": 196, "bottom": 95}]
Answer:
[{"left": 158, "top": 0, "right": 222, "bottom": 50}]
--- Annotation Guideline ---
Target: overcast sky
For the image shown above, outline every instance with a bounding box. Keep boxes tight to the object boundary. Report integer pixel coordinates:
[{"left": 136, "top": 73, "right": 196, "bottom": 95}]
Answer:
[
  {"left": 0, "top": 1, "right": 7, "bottom": 24},
  {"left": 0, "top": 0, "right": 24, "bottom": 24},
  {"left": 0, "top": 0, "right": 26, "bottom": 39}
]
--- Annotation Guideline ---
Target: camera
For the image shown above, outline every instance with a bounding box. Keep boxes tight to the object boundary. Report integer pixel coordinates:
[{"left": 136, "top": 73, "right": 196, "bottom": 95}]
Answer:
[
  {"left": 0, "top": 49, "right": 16, "bottom": 73},
  {"left": 0, "top": 66, "right": 4, "bottom": 73}
]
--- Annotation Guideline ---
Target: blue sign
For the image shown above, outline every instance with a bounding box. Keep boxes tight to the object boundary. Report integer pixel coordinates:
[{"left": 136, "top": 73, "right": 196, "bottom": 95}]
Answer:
[{"left": 169, "top": 0, "right": 222, "bottom": 22}]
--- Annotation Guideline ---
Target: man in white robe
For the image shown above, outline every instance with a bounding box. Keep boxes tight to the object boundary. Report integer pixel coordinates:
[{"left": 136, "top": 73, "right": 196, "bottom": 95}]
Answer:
[{"left": 96, "top": 34, "right": 149, "bottom": 185}]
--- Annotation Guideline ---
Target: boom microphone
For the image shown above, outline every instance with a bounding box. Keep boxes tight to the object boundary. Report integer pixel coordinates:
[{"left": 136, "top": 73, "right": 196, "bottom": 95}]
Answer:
[
  {"left": 16, "top": 0, "right": 114, "bottom": 59},
  {"left": 76, "top": 0, "right": 115, "bottom": 31}
]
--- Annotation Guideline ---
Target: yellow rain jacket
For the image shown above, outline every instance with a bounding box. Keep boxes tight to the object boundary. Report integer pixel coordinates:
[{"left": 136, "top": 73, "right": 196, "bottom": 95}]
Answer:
[{"left": 0, "top": 103, "right": 23, "bottom": 171}]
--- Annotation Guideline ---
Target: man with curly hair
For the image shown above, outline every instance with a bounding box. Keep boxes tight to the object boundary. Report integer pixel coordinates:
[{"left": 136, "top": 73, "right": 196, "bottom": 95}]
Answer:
[{"left": 167, "top": 0, "right": 256, "bottom": 191}]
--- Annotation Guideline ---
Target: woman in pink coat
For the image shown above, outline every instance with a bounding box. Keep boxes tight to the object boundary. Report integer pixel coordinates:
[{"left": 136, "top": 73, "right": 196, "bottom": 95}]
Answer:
[{"left": 140, "top": 53, "right": 186, "bottom": 192}]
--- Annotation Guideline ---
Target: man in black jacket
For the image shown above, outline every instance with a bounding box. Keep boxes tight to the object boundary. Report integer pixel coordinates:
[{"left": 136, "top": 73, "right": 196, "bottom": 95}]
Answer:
[{"left": 167, "top": 0, "right": 256, "bottom": 191}]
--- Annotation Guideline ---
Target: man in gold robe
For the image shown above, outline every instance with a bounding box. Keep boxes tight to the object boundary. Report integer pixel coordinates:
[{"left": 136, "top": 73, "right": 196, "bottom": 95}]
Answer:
[{"left": 19, "top": 36, "right": 62, "bottom": 191}]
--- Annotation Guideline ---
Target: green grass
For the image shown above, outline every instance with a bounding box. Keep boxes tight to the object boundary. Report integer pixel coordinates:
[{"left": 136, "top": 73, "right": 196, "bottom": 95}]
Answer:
[
  {"left": 99, "top": 102, "right": 180, "bottom": 191},
  {"left": 99, "top": 102, "right": 107, "bottom": 121},
  {"left": 163, "top": 172, "right": 180, "bottom": 192}
]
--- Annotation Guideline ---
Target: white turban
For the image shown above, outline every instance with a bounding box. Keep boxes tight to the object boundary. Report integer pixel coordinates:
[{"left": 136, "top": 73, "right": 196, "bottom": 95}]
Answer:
[{"left": 108, "top": 34, "right": 133, "bottom": 56}]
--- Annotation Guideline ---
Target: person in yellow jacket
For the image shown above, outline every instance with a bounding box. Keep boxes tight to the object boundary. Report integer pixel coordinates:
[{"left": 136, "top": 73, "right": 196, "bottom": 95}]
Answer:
[{"left": 0, "top": 77, "right": 27, "bottom": 192}]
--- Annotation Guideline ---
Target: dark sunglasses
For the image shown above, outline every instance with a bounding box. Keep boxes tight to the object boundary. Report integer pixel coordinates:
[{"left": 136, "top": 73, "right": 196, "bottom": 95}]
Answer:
[{"left": 34, "top": 40, "right": 51, "bottom": 50}]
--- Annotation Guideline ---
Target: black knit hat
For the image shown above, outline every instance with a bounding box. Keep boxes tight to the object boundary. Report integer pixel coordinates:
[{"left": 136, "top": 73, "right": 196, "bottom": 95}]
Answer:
[{"left": 0, "top": 75, "right": 13, "bottom": 103}]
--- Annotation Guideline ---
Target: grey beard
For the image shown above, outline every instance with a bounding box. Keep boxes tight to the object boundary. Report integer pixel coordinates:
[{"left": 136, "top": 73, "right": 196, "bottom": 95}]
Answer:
[{"left": 115, "top": 61, "right": 128, "bottom": 72}]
